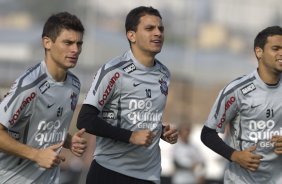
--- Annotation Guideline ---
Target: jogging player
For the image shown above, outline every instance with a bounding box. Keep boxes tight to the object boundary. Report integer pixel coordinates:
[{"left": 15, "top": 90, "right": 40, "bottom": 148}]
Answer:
[
  {"left": 0, "top": 12, "right": 87, "bottom": 184},
  {"left": 77, "top": 6, "right": 178, "bottom": 184},
  {"left": 201, "top": 26, "right": 282, "bottom": 183}
]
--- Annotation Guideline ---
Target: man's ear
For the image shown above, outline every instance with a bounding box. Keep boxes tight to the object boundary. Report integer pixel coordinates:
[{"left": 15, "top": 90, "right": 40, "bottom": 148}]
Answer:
[
  {"left": 126, "top": 31, "right": 136, "bottom": 43},
  {"left": 255, "top": 47, "right": 263, "bottom": 60},
  {"left": 42, "top": 36, "right": 52, "bottom": 50}
]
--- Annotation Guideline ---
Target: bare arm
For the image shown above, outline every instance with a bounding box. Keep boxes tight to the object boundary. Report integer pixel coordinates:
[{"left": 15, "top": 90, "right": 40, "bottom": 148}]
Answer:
[
  {"left": 0, "top": 124, "right": 38, "bottom": 160},
  {"left": 0, "top": 123, "right": 65, "bottom": 168}
]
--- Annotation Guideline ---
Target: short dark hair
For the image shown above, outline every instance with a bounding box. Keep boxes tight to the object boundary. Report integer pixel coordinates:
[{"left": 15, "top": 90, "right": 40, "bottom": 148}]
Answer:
[
  {"left": 42, "top": 12, "right": 84, "bottom": 42},
  {"left": 125, "top": 6, "right": 162, "bottom": 33},
  {"left": 254, "top": 26, "right": 282, "bottom": 51}
]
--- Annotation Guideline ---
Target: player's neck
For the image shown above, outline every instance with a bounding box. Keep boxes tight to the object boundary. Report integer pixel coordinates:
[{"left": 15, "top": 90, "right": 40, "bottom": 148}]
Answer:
[
  {"left": 257, "top": 68, "right": 280, "bottom": 85},
  {"left": 45, "top": 60, "right": 67, "bottom": 82},
  {"left": 131, "top": 49, "right": 156, "bottom": 67}
]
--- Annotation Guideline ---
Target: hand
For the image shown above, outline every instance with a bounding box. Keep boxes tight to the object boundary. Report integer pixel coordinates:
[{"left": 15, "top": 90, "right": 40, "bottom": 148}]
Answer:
[
  {"left": 231, "top": 145, "right": 263, "bottom": 172},
  {"left": 129, "top": 129, "right": 155, "bottom": 147},
  {"left": 271, "top": 135, "right": 282, "bottom": 154},
  {"left": 33, "top": 142, "right": 65, "bottom": 169},
  {"left": 70, "top": 128, "right": 87, "bottom": 157},
  {"left": 161, "top": 125, "right": 178, "bottom": 144}
]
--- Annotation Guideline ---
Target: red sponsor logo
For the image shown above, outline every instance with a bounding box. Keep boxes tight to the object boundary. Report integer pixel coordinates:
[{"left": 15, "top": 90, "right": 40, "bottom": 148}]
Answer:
[
  {"left": 217, "top": 96, "right": 235, "bottom": 128},
  {"left": 99, "top": 72, "right": 120, "bottom": 106},
  {"left": 9, "top": 92, "right": 36, "bottom": 126}
]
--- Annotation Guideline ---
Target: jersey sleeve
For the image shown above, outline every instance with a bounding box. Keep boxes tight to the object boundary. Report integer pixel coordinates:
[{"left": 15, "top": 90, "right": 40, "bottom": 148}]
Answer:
[
  {"left": 204, "top": 87, "right": 239, "bottom": 133},
  {"left": 0, "top": 81, "right": 36, "bottom": 129},
  {"left": 83, "top": 65, "right": 121, "bottom": 111}
]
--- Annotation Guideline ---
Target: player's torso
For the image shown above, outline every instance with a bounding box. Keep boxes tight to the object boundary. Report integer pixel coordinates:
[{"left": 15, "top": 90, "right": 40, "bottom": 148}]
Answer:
[
  {"left": 101, "top": 60, "right": 170, "bottom": 133},
  {"left": 26, "top": 78, "right": 79, "bottom": 148},
  {"left": 234, "top": 79, "right": 282, "bottom": 153},
  {"left": 0, "top": 62, "right": 80, "bottom": 182},
  {"left": 3, "top": 62, "right": 80, "bottom": 149},
  {"left": 227, "top": 75, "right": 282, "bottom": 183},
  {"left": 91, "top": 52, "right": 170, "bottom": 182}
]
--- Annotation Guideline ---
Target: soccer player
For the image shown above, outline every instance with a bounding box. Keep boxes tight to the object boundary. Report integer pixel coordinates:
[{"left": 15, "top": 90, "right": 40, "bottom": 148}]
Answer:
[
  {"left": 0, "top": 12, "right": 87, "bottom": 183},
  {"left": 77, "top": 6, "right": 178, "bottom": 184},
  {"left": 201, "top": 26, "right": 282, "bottom": 183}
]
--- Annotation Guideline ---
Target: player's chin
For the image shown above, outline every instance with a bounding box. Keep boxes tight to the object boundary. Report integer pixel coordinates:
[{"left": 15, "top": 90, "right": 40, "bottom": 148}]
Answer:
[
  {"left": 151, "top": 49, "right": 161, "bottom": 55},
  {"left": 67, "top": 60, "right": 78, "bottom": 68},
  {"left": 66, "top": 63, "right": 76, "bottom": 69}
]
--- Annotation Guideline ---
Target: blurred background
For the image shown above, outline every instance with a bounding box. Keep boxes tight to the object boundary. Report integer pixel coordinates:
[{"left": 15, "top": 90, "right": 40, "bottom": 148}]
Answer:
[{"left": 0, "top": 0, "right": 281, "bottom": 183}]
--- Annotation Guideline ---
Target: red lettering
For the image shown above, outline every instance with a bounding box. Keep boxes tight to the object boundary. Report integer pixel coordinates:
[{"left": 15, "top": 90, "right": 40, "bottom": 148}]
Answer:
[
  {"left": 98, "top": 72, "right": 120, "bottom": 106},
  {"left": 217, "top": 96, "right": 236, "bottom": 128},
  {"left": 9, "top": 92, "right": 36, "bottom": 126}
]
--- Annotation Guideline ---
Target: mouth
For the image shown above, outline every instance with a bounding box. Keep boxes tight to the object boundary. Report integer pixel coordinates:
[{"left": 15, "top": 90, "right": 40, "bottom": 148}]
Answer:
[
  {"left": 67, "top": 57, "right": 78, "bottom": 64},
  {"left": 151, "top": 40, "right": 163, "bottom": 47},
  {"left": 151, "top": 39, "right": 162, "bottom": 43}
]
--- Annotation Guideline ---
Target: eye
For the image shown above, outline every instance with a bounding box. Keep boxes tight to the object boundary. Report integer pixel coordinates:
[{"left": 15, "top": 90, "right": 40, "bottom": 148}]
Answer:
[
  {"left": 64, "top": 41, "right": 72, "bottom": 45},
  {"left": 272, "top": 46, "right": 282, "bottom": 51},
  {"left": 77, "top": 41, "right": 83, "bottom": 47},
  {"left": 145, "top": 26, "right": 154, "bottom": 31},
  {"left": 158, "top": 26, "right": 164, "bottom": 33}
]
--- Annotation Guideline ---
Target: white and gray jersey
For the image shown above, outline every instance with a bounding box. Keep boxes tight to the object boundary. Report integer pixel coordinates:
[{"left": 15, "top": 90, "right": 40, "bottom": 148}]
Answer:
[
  {"left": 205, "top": 69, "right": 282, "bottom": 184},
  {"left": 0, "top": 61, "right": 80, "bottom": 184},
  {"left": 84, "top": 50, "right": 170, "bottom": 184}
]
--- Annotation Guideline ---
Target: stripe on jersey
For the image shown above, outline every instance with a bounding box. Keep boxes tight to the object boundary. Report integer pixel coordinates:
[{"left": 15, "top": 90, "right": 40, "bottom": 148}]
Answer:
[
  {"left": 5, "top": 64, "right": 47, "bottom": 112},
  {"left": 214, "top": 76, "right": 256, "bottom": 118},
  {"left": 92, "top": 60, "right": 132, "bottom": 96},
  {"left": 68, "top": 71, "right": 80, "bottom": 90},
  {"left": 155, "top": 60, "right": 170, "bottom": 79}
]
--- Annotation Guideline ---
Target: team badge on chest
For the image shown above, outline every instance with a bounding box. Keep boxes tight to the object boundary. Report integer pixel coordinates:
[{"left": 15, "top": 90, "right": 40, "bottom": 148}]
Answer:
[
  {"left": 70, "top": 92, "right": 78, "bottom": 111},
  {"left": 159, "top": 78, "right": 168, "bottom": 96}
]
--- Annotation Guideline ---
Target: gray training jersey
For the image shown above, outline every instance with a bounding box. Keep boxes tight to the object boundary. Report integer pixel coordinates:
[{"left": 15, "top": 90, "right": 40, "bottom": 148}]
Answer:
[
  {"left": 205, "top": 70, "right": 282, "bottom": 184},
  {"left": 0, "top": 61, "right": 80, "bottom": 184},
  {"left": 83, "top": 50, "right": 170, "bottom": 184}
]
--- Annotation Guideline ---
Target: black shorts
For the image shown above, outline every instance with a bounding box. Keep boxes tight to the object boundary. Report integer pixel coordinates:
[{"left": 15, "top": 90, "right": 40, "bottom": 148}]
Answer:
[{"left": 86, "top": 160, "right": 155, "bottom": 184}]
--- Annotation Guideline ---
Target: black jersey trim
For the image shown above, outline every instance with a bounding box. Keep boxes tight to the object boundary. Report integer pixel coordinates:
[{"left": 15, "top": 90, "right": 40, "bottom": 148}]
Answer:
[
  {"left": 17, "top": 116, "right": 31, "bottom": 165},
  {"left": 116, "top": 94, "right": 122, "bottom": 128},
  {"left": 214, "top": 76, "right": 256, "bottom": 118}
]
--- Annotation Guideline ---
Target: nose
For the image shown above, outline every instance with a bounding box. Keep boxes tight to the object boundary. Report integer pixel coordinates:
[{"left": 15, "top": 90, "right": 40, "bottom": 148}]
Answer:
[
  {"left": 154, "top": 28, "right": 162, "bottom": 36},
  {"left": 279, "top": 48, "right": 282, "bottom": 55},
  {"left": 71, "top": 44, "right": 81, "bottom": 53}
]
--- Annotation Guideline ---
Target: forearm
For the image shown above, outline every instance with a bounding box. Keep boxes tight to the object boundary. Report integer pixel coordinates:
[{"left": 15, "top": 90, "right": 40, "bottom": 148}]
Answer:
[
  {"left": 0, "top": 126, "right": 38, "bottom": 162},
  {"left": 201, "top": 125, "right": 235, "bottom": 161},
  {"left": 77, "top": 104, "right": 132, "bottom": 143}
]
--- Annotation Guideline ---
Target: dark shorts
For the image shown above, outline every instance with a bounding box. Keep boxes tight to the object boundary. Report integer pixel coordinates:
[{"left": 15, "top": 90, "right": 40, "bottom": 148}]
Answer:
[{"left": 86, "top": 160, "right": 155, "bottom": 184}]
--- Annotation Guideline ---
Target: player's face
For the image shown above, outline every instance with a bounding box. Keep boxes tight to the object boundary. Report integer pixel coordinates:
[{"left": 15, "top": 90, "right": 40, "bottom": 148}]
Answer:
[
  {"left": 258, "top": 35, "right": 282, "bottom": 74},
  {"left": 130, "top": 15, "right": 164, "bottom": 56},
  {"left": 43, "top": 29, "right": 83, "bottom": 70}
]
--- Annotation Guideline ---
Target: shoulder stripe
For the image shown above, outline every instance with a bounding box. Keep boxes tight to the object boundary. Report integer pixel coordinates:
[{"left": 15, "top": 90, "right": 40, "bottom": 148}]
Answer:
[
  {"left": 68, "top": 71, "right": 80, "bottom": 90},
  {"left": 214, "top": 76, "right": 256, "bottom": 118},
  {"left": 5, "top": 64, "right": 47, "bottom": 111},
  {"left": 93, "top": 60, "right": 131, "bottom": 95},
  {"left": 68, "top": 71, "right": 79, "bottom": 81}
]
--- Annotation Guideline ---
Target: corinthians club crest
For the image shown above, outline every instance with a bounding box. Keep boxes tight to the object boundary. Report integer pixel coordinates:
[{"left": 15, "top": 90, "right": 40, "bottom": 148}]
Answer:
[
  {"left": 70, "top": 92, "right": 78, "bottom": 111},
  {"left": 159, "top": 77, "right": 168, "bottom": 96}
]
